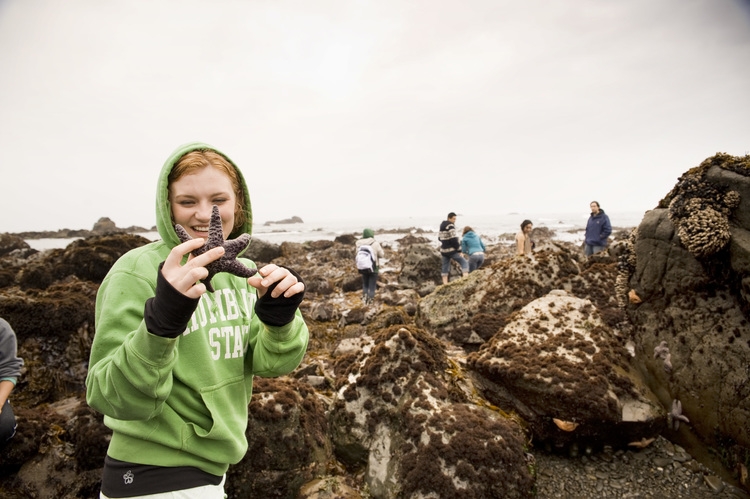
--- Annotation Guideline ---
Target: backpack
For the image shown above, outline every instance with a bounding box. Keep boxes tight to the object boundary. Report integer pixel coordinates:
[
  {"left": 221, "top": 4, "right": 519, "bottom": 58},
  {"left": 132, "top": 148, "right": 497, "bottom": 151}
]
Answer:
[{"left": 355, "top": 245, "right": 375, "bottom": 274}]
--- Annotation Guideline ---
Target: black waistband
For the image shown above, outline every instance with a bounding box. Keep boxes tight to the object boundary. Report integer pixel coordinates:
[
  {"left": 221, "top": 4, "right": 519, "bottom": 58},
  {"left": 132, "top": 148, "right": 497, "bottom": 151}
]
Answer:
[{"left": 101, "top": 455, "right": 223, "bottom": 497}]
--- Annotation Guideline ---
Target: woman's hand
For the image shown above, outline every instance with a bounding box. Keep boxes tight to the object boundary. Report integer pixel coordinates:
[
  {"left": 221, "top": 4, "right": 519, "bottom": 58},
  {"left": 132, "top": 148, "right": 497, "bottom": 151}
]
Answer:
[
  {"left": 160, "top": 238, "right": 225, "bottom": 299},
  {"left": 249, "top": 265, "right": 305, "bottom": 327},
  {"left": 248, "top": 264, "right": 305, "bottom": 298}
]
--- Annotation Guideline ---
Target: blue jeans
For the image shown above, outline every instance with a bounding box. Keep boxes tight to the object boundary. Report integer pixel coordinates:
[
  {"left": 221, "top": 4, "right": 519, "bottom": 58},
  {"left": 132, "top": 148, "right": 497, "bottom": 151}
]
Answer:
[
  {"left": 584, "top": 244, "right": 606, "bottom": 256},
  {"left": 360, "top": 271, "right": 378, "bottom": 300},
  {"left": 441, "top": 252, "right": 469, "bottom": 275},
  {"left": 468, "top": 252, "right": 485, "bottom": 272}
]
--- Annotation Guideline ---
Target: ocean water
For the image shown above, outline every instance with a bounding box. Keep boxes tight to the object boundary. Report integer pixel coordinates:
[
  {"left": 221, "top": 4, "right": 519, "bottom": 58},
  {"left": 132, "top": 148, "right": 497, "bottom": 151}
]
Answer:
[{"left": 24, "top": 211, "right": 648, "bottom": 251}]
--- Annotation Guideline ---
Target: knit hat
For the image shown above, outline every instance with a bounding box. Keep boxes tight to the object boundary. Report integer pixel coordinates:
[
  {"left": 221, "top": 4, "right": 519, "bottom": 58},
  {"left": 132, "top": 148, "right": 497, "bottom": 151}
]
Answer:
[{"left": 363, "top": 228, "right": 374, "bottom": 238}]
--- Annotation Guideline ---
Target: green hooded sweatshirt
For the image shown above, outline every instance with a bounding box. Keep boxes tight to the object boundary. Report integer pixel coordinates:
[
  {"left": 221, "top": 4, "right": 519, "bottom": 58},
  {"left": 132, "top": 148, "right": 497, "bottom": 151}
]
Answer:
[{"left": 86, "top": 142, "right": 309, "bottom": 476}]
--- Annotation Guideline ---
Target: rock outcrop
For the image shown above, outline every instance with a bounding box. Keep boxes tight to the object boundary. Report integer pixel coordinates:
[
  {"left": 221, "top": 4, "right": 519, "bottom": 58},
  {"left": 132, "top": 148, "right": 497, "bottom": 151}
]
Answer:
[{"left": 618, "top": 153, "right": 750, "bottom": 479}]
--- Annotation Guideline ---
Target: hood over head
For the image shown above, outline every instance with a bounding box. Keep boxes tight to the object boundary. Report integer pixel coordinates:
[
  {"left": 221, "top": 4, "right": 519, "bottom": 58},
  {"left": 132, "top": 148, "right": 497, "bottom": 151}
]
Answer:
[{"left": 155, "top": 142, "right": 253, "bottom": 247}]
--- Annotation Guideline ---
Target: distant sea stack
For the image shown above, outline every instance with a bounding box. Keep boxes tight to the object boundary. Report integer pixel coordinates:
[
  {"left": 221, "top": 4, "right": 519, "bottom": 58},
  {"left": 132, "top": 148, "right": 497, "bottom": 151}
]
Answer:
[{"left": 263, "top": 216, "right": 304, "bottom": 226}]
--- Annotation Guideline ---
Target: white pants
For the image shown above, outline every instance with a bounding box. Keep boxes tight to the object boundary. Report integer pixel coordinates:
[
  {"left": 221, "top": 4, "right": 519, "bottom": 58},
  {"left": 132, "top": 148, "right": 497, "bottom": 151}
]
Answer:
[{"left": 100, "top": 476, "right": 226, "bottom": 499}]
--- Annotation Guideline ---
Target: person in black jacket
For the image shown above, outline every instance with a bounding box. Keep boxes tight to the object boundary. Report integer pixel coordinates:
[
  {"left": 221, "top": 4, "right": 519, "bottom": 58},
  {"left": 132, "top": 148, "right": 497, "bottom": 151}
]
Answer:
[{"left": 438, "top": 212, "right": 468, "bottom": 284}]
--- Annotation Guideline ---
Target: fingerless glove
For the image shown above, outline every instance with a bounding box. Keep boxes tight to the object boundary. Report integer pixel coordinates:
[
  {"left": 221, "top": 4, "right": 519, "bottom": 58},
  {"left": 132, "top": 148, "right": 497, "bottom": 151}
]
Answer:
[
  {"left": 144, "top": 263, "right": 201, "bottom": 338},
  {"left": 254, "top": 267, "right": 305, "bottom": 327}
]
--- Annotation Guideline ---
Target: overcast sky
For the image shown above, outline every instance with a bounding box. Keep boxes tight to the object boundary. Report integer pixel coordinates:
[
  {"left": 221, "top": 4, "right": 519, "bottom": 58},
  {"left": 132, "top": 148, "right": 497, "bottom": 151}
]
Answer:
[{"left": 1, "top": 0, "right": 749, "bottom": 233}]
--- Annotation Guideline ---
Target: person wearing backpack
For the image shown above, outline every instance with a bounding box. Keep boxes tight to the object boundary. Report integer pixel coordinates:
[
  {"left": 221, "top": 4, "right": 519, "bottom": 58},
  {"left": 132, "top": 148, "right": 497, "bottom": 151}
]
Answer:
[{"left": 355, "top": 228, "right": 384, "bottom": 304}]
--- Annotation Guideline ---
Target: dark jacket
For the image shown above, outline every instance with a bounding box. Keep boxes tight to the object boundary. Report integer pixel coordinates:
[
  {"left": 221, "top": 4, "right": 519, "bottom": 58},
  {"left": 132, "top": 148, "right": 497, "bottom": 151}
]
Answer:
[
  {"left": 439, "top": 220, "right": 460, "bottom": 255},
  {"left": 585, "top": 210, "right": 612, "bottom": 247}
]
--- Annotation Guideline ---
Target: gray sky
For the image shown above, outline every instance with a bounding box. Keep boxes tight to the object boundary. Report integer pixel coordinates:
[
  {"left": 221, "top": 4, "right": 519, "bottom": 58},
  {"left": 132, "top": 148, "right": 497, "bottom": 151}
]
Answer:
[{"left": 1, "top": 0, "right": 749, "bottom": 233}]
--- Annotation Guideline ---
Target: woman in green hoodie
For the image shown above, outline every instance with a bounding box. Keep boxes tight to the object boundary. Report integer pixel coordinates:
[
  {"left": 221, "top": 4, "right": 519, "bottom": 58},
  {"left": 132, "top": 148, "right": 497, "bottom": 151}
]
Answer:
[{"left": 86, "top": 143, "right": 309, "bottom": 498}]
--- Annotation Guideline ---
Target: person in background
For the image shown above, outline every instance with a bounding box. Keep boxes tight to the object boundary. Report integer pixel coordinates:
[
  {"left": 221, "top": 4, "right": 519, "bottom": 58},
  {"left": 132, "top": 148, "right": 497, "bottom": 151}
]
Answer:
[
  {"left": 86, "top": 142, "right": 309, "bottom": 499},
  {"left": 584, "top": 201, "right": 612, "bottom": 256},
  {"left": 461, "top": 226, "right": 486, "bottom": 272},
  {"left": 439, "top": 212, "right": 469, "bottom": 284},
  {"left": 355, "top": 228, "right": 385, "bottom": 304},
  {"left": 516, "top": 219, "right": 534, "bottom": 256},
  {"left": 0, "top": 317, "right": 23, "bottom": 447}
]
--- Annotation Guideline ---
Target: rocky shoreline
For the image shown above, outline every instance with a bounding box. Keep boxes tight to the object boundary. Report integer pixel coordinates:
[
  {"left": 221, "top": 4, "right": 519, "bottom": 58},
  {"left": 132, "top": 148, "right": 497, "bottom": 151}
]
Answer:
[
  {"left": 0, "top": 153, "right": 748, "bottom": 498},
  {"left": 535, "top": 436, "right": 747, "bottom": 498}
]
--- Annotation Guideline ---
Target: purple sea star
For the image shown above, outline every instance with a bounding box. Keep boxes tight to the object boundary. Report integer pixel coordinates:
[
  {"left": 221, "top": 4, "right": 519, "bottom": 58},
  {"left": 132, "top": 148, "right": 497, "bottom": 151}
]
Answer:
[
  {"left": 668, "top": 399, "right": 689, "bottom": 431},
  {"left": 174, "top": 205, "right": 257, "bottom": 292},
  {"left": 653, "top": 340, "right": 673, "bottom": 373}
]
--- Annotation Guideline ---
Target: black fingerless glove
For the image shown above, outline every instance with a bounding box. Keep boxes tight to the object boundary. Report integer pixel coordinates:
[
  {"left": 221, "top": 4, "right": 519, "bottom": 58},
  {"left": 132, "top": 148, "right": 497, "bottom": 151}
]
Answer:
[
  {"left": 254, "top": 267, "right": 305, "bottom": 327},
  {"left": 144, "top": 262, "right": 201, "bottom": 338}
]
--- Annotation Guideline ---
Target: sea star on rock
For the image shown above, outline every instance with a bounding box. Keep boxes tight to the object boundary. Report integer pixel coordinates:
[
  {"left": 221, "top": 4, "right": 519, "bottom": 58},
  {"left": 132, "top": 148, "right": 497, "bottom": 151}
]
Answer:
[
  {"left": 653, "top": 341, "right": 673, "bottom": 373},
  {"left": 628, "top": 437, "right": 656, "bottom": 449},
  {"left": 628, "top": 289, "right": 642, "bottom": 304},
  {"left": 668, "top": 399, "right": 690, "bottom": 431},
  {"left": 174, "top": 205, "right": 257, "bottom": 292},
  {"left": 552, "top": 418, "right": 578, "bottom": 432}
]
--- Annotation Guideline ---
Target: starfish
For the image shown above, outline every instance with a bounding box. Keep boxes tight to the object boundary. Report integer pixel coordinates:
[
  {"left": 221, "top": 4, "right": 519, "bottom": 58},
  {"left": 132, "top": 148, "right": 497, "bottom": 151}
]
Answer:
[
  {"left": 174, "top": 205, "right": 257, "bottom": 292},
  {"left": 668, "top": 399, "right": 689, "bottom": 431},
  {"left": 628, "top": 437, "right": 656, "bottom": 449},
  {"left": 552, "top": 418, "right": 578, "bottom": 432},
  {"left": 628, "top": 289, "right": 642, "bottom": 304},
  {"left": 653, "top": 340, "right": 672, "bottom": 373}
]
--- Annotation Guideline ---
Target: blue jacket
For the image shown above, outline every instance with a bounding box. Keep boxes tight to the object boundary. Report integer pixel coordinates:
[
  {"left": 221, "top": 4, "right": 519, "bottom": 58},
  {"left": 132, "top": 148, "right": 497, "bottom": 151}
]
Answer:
[
  {"left": 585, "top": 210, "right": 612, "bottom": 247},
  {"left": 461, "top": 230, "right": 486, "bottom": 255}
]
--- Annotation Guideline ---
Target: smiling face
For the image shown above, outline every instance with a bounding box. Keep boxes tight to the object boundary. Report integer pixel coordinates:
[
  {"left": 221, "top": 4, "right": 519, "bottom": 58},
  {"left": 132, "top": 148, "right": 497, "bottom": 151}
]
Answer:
[{"left": 169, "top": 166, "right": 237, "bottom": 240}]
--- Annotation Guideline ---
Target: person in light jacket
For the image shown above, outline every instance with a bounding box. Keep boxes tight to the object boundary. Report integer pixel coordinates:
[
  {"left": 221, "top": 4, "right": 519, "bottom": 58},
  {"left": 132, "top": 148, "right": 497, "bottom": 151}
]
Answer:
[{"left": 355, "top": 228, "right": 385, "bottom": 304}]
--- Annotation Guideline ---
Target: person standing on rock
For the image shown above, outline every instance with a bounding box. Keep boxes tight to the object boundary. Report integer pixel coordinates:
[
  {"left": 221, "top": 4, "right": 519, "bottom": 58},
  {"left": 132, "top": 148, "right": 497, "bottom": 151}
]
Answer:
[
  {"left": 584, "top": 201, "right": 612, "bottom": 256},
  {"left": 0, "top": 318, "right": 23, "bottom": 447},
  {"left": 86, "top": 142, "right": 309, "bottom": 499},
  {"left": 439, "top": 212, "right": 469, "bottom": 284},
  {"left": 355, "top": 228, "right": 384, "bottom": 304},
  {"left": 515, "top": 219, "right": 534, "bottom": 256},
  {"left": 460, "top": 226, "right": 486, "bottom": 272}
]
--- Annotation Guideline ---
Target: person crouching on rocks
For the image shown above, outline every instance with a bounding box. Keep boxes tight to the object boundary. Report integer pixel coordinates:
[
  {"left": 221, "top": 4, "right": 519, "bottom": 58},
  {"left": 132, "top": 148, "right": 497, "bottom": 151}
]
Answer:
[
  {"left": 461, "top": 226, "right": 486, "bottom": 272},
  {"left": 86, "top": 142, "right": 309, "bottom": 499}
]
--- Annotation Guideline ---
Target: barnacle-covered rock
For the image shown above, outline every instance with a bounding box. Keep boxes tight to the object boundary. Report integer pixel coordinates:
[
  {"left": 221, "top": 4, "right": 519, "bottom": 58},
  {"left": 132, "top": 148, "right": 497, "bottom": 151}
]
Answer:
[
  {"left": 329, "top": 326, "right": 535, "bottom": 498},
  {"left": 674, "top": 204, "right": 731, "bottom": 258},
  {"left": 469, "top": 290, "right": 662, "bottom": 450},
  {"left": 665, "top": 163, "right": 740, "bottom": 259},
  {"left": 724, "top": 190, "right": 741, "bottom": 210},
  {"left": 615, "top": 228, "right": 638, "bottom": 308}
]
